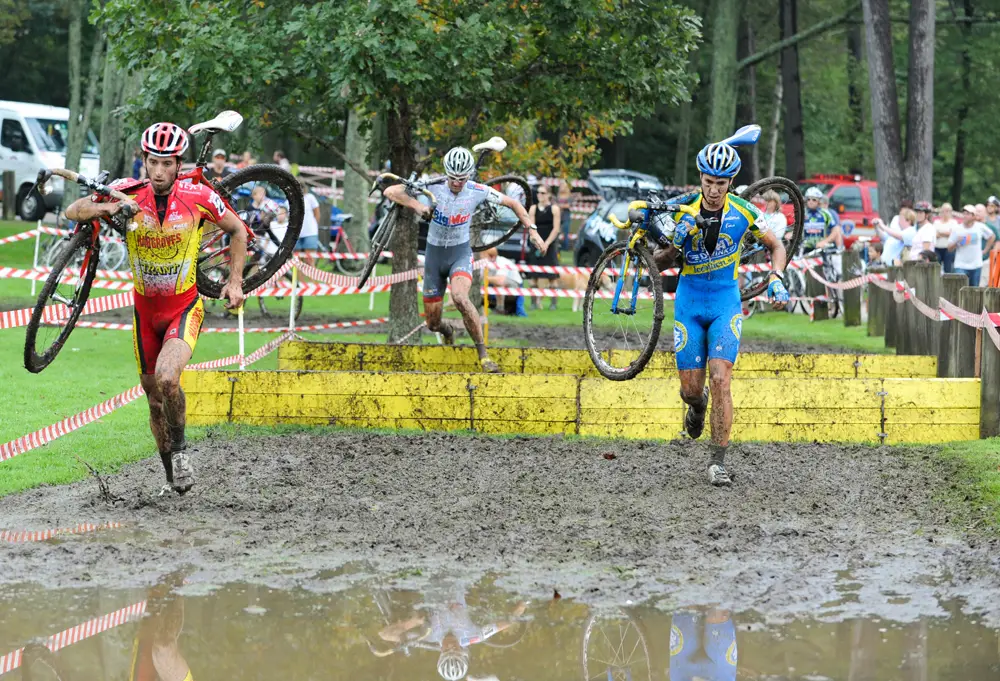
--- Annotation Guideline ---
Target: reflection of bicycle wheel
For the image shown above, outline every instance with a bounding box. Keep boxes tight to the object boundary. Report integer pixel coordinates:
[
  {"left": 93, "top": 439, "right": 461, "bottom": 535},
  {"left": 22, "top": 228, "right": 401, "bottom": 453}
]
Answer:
[
  {"left": 484, "top": 620, "right": 528, "bottom": 648},
  {"left": 21, "top": 642, "right": 67, "bottom": 681},
  {"left": 581, "top": 612, "right": 652, "bottom": 681}
]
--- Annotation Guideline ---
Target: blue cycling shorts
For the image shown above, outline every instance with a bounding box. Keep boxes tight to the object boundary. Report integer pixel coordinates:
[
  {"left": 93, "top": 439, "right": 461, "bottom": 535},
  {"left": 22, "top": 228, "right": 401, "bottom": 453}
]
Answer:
[
  {"left": 669, "top": 611, "right": 737, "bottom": 681},
  {"left": 672, "top": 280, "right": 743, "bottom": 370}
]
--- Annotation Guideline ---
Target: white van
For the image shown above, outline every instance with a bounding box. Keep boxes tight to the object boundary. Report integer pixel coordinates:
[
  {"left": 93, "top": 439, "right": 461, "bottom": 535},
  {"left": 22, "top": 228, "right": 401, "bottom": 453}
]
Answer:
[{"left": 0, "top": 100, "right": 101, "bottom": 220}]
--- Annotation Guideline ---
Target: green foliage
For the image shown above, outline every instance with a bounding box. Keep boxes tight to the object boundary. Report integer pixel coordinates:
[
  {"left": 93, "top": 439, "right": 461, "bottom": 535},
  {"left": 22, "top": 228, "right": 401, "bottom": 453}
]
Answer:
[{"left": 0, "top": 1, "right": 71, "bottom": 106}]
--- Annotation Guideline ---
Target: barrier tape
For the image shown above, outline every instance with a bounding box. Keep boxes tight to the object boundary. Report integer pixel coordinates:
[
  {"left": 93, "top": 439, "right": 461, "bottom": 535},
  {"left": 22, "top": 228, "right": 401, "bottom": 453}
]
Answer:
[
  {"left": 37, "top": 225, "right": 124, "bottom": 245},
  {"left": 71, "top": 317, "right": 389, "bottom": 334},
  {"left": 1, "top": 521, "right": 121, "bottom": 544},
  {"left": 0, "top": 229, "right": 38, "bottom": 246},
  {"left": 0, "top": 600, "right": 146, "bottom": 675}
]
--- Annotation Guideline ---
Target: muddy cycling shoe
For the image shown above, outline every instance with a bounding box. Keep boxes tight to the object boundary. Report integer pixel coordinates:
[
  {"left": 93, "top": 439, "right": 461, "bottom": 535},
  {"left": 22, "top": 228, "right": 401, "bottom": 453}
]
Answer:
[
  {"left": 684, "top": 386, "right": 710, "bottom": 439},
  {"left": 480, "top": 357, "right": 501, "bottom": 373},
  {"left": 171, "top": 449, "right": 195, "bottom": 495},
  {"left": 708, "top": 463, "right": 732, "bottom": 487},
  {"left": 438, "top": 324, "right": 455, "bottom": 346}
]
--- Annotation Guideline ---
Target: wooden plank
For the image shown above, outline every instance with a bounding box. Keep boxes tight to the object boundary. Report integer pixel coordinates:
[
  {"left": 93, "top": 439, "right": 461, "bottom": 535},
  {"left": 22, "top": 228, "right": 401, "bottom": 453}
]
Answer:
[
  {"left": 472, "top": 397, "right": 577, "bottom": 423},
  {"left": 856, "top": 355, "right": 937, "bottom": 378},
  {"left": 212, "top": 371, "right": 472, "bottom": 397},
  {"left": 522, "top": 349, "right": 603, "bottom": 377},
  {"left": 883, "top": 408, "right": 981, "bottom": 425},
  {"left": 469, "top": 373, "right": 578, "bottom": 399},
  {"left": 230, "top": 394, "right": 470, "bottom": 420},
  {"left": 882, "top": 378, "right": 981, "bottom": 409}
]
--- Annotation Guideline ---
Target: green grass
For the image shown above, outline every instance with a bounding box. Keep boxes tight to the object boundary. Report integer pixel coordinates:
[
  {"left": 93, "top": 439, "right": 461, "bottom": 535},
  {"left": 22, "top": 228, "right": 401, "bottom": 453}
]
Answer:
[
  {"left": 935, "top": 439, "right": 1000, "bottom": 533},
  {"left": 0, "top": 217, "right": 891, "bottom": 498}
]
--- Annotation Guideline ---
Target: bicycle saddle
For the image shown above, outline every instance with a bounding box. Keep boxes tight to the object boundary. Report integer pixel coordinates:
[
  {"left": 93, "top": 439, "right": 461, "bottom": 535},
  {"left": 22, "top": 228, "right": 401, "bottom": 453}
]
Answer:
[
  {"left": 472, "top": 136, "right": 507, "bottom": 153},
  {"left": 189, "top": 110, "right": 244, "bottom": 135}
]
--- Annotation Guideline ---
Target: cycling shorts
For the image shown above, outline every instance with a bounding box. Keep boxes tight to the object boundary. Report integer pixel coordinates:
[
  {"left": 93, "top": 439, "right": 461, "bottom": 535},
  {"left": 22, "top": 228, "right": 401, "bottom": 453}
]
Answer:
[
  {"left": 669, "top": 612, "right": 737, "bottom": 681},
  {"left": 132, "top": 288, "right": 204, "bottom": 375},
  {"left": 423, "top": 241, "right": 474, "bottom": 302},
  {"left": 672, "top": 280, "right": 743, "bottom": 370}
]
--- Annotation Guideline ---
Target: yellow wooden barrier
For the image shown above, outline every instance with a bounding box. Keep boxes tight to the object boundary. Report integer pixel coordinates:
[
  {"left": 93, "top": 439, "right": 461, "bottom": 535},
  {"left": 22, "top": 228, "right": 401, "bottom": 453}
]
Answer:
[
  {"left": 276, "top": 341, "right": 937, "bottom": 378},
  {"left": 184, "top": 369, "right": 979, "bottom": 444}
]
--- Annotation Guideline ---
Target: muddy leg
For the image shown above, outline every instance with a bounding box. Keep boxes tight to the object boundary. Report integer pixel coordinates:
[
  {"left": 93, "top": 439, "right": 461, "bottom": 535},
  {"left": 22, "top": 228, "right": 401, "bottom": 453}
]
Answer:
[
  {"left": 450, "top": 276, "right": 488, "bottom": 358},
  {"left": 707, "top": 359, "right": 734, "bottom": 447},
  {"left": 140, "top": 374, "right": 172, "bottom": 482},
  {"left": 423, "top": 299, "right": 454, "bottom": 343},
  {"left": 156, "top": 339, "right": 194, "bottom": 451}
]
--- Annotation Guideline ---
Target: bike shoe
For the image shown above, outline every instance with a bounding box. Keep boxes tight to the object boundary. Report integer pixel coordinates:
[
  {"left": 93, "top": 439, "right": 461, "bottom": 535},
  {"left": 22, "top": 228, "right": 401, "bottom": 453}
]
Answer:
[
  {"left": 439, "top": 324, "right": 455, "bottom": 346},
  {"left": 684, "top": 386, "right": 709, "bottom": 439},
  {"left": 480, "top": 357, "right": 502, "bottom": 374},
  {"left": 708, "top": 463, "right": 733, "bottom": 487},
  {"left": 171, "top": 450, "right": 195, "bottom": 495}
]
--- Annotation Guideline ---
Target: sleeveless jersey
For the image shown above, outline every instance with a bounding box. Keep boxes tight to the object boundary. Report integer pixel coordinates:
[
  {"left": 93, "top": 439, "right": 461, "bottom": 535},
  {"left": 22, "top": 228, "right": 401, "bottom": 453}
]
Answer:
[
  {"left": 672, "top": 193, "right": 768, "bottom": 288},
  {"left": 105, "top": 178, "right": 227, "bottom": 297},
  {"left": 426, "top": 180, "right": 503, "bottom": 248}
]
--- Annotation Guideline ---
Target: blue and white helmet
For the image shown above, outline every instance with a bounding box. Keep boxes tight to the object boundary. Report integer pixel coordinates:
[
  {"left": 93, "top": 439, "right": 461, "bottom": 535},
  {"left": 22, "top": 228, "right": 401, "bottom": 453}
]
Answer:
[{"left": 696, "top": 143, "right": 741, "bottom": 178}]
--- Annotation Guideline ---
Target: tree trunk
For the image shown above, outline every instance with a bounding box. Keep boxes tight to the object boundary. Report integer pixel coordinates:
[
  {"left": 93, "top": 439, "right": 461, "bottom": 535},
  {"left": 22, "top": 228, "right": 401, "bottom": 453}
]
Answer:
[
  {"left": 673, "top": 96, "right": 693, "bottom": 186},
  {"left": 343, "top": 106, "right": 371, "bottom": 251},
  {"left": 780, "top": 0, "right": 806, "bottom": 181},
  {"left": 386, "top": 99, "right": 420, "bottom": 344},
  {"left": 767, "top": 72, "right": 782, "bottom": 177},
  {"left": 846, "top": 22, "right": 865, "bottom": 173},
  {"left": 62, "top": 0, "right": 94, "bottom": 212},
  {"left": 904, "top": 0, "right": 935, "bottom": 203},
  {"left": 707, "top": 0, "right": 741, "bottom": 142},
  {"left": 100, "top": 64, "right": 142, "bottom": 180},
  {"left": 951, "top": 0, "right": 973, "bottom": 207},
  {"left": 747, "top": 18, "right": 760, "bottom": 182},
  {"left": 863, "top": 0, "right": 906, "bottom": 220}
]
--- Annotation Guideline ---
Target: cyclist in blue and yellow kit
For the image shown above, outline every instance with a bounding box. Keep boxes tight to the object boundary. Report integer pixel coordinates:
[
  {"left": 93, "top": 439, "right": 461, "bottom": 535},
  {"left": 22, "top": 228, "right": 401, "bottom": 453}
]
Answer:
[{"left": 649, "top": 130, "right": 789, "bottom": 486}]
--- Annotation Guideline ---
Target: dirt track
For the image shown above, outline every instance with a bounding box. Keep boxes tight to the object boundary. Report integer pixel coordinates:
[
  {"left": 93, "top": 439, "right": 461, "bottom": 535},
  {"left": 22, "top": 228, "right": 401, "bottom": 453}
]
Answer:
[{"left": 3, "top": 430, "right": 999, "bottom": 622}]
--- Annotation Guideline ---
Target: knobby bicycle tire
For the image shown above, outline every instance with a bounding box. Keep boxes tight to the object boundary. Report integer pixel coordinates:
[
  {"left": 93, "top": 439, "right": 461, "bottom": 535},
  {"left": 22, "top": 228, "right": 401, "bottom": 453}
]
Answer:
[
  {"left": 357, "top": 205, "right": 398, "bottom": 289},
  {"left": 471, "top": 175, "right": 533, "bottom": 252},
  {"left": 198, "top": 164, "right": 305, "bottom": 298},
  {"left": 739, "top": 176, "right": 805, "bottom": 301},
  {"left": 583, "top": 240, "right": 664, "bottom": 381},
  {"left": 24, "top": 227, "right": 99, "bottom": 373}
]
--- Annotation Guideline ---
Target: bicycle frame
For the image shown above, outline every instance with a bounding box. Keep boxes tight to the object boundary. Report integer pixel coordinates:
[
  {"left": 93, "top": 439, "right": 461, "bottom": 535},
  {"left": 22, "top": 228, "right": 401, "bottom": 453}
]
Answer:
[{"left": 606, "top": 199, "right": 699, "bottom": 314}]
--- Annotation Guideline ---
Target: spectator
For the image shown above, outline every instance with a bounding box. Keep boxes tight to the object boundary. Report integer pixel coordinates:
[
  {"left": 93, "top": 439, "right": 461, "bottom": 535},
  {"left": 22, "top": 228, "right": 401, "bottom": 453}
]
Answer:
[
  {"left": 557, "top": 181, "right": 573, "bottom": 251},
  {"left": 875, "top": 208, "right": 916, "bottom": 266},
  {"left": 986, "top": 196, "right": 1000, "bottom": 244},
  {"left": 131, "top": 147, "right": 145, "bottom": 180},
  {"left": 296, "top": 180, "right": 321, "bottom": 257},
  {"left": 482, "top": 248, "right": 527, "bottom": 316},
  {"left": 263, "top": 205, "right": 290, "bottom": 257},
  {"left": 909, "top": 201, "right": 936, "bottom": 259},
  {"left": 820, "top": 194, "right": 841, "bottom": 228},
  {"left": 273, "top": 150, "right": 291, "bottom": 171},
  {"left": 526, "top": 184, "right": 561, "bottom": 310},
  {"left": 237, "top": 151, "right": 255, "bottom": 169},
  {"left": 949, "top": 205, "right": 995, "bottom": 286},
  {"left": 204, "top": 149, "right": 234, "bottom": 183},
  {"left": 916, "top": 250, "right": 938, "bottom": 263},
  {"left": 933, "top": 202, "right": 958, "bottom": 272},
  {"left": 760, "top": 190, "right": 788, "bottom": 243}
]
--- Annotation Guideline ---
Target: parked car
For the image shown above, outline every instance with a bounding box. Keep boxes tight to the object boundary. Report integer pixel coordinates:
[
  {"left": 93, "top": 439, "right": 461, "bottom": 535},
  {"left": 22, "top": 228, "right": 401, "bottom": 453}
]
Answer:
[{"left": 0, "top": 100, "right": 101, "bottom": 220}]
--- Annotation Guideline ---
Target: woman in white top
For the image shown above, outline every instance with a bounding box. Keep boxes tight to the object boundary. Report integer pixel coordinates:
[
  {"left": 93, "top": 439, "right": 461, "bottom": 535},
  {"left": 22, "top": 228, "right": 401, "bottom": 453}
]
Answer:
[
  {"left": 760, "top": 190, "right": 788, "bottom": 243},
  {"left": 949, "top": 205, "right": 996, "bottom": 286},
  {"left": 909, "top": 201, "right": 937, "bottom": 260},
  {"left": 933, "top": 202, "right": 959, "bottom": 272},
  {"left": 876, "top": 208, "right": 917, "bottom": 265}
]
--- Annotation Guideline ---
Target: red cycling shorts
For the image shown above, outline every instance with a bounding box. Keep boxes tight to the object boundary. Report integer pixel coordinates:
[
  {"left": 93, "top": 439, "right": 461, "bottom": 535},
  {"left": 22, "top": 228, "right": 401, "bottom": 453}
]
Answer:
[{"left": 132, "top": 288, "right": 204, "bottom": 375}]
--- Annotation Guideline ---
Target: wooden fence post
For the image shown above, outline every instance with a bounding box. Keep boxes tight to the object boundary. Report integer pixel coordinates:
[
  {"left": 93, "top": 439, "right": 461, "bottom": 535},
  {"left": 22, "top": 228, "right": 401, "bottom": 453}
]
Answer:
[
  {"left": 841, "top": 250, "right": 862, "bottom": 327},
  {"left": 2, "top": 171, "right": 15, "bottom": 221},
  {"left": 980, "top": 288, "right": 1000, "bottom": 438},
  {"left": 885, "top": 266, "right": 901, "bottom": 350},
  {"left": 899, "top": 261, "right": 920, "bottom": 355},
  {"left": 867, "top": 266, "right": 887, "bottom": 337},
  {"left": 916, "top": 262, "right": 942, "bottom": 357},
  {"left": 953, "top": 286, "right": 985, "bottom": 378},
  {"left": 938, "top": 273, "right": 968, "bottom": 377}
]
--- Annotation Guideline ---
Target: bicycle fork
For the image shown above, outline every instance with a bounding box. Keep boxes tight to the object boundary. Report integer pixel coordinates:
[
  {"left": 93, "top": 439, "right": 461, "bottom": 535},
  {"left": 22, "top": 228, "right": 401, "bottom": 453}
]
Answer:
[{"left": 610, "top": 250, "right": 642, "bottom": 315}]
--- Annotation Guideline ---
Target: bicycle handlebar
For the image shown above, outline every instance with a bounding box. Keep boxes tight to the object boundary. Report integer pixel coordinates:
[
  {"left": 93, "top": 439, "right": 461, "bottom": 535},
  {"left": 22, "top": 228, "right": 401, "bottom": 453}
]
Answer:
[
  {"left": 371, "top": 172, "right": 437, "bottom": 209},
  {"left": 608, "top": 200, "right": 699, "bottom": 231},
  {"left": 36, "top": 168, "right": 138, "bottom": 219}
]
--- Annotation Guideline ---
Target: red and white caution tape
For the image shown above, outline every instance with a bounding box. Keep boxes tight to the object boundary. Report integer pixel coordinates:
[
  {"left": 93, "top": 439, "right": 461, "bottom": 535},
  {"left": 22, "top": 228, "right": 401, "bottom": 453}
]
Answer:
[
  {"left": 0, "top": 228, "right": 39, "bottom": 246},
  {"left": 1, "top": 521, "right": 121, "bottom": 544},
  {"left": 0, "top": 600, "right": 146, "bottom": 674},
  {"left": 37, "top": 225, "right": 124, "bottom": 245},
  {"left": 72, "top": 317, "right": 389, "bottom": 334}
]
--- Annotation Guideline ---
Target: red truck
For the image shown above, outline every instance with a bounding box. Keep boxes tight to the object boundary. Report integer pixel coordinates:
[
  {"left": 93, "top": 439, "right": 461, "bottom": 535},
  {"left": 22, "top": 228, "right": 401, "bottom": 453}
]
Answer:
[{"left": 798, "top": 173, "right": 880, "bottom": 245}]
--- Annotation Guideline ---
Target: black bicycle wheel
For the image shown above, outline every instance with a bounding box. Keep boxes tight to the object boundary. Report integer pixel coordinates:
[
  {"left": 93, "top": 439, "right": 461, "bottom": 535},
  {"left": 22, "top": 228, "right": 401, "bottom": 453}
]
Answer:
[
  {"left": 583, "top": 240, "right": 664, "bottom": 381},
  {"left": 471, "top": 175, "right": 532, "bottom": 252},
  {"left": 738, "top": 176, "right": 805, "bottom": 301},
  {"left": 24, "top": 227, "right": 99, "bottom": 374},
  {"left": 198, "top": 164, "right": 304, "bottom": 298},
  {"left": 357, "top": 205, "right": 399, "bottom": 289}
]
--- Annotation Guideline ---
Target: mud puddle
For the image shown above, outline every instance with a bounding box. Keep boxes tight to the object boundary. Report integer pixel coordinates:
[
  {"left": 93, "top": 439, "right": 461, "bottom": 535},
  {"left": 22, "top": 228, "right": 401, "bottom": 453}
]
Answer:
[{"left": 2, "top": 570, "right": 998, "bottom": 680}]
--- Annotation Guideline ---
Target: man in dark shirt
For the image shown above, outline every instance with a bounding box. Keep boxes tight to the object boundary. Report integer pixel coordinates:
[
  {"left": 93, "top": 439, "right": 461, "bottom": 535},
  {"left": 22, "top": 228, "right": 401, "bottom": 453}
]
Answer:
[{"left": 203, "top": 149, "right": 233, "bottom": 183}]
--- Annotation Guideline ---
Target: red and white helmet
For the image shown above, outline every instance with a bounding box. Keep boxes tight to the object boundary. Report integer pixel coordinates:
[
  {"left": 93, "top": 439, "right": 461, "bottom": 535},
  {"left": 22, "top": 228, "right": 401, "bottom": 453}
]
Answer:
[{"left": 141, "top": 122, "right": 189, "bottom": 158}]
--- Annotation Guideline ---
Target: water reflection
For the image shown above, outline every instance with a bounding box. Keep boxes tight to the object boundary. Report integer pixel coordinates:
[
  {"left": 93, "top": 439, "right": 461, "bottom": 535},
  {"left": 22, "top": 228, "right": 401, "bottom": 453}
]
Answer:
[{"left": 1, "top": 571, "right": 999, "bottom": 680}]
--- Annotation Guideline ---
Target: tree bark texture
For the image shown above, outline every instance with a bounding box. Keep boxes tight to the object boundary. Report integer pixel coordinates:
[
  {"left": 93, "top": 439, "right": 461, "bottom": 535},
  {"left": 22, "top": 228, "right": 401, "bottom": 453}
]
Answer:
[
  {"left": 737, "top": 16, "right": 760, "bottom": 183},
  {"left": 767, "top": 73, "right": 782, "bottom": 177},
  {"left": 846, "top": 22, "right": 865, "bottom": 173},
  {"left": 343, "top": 106, "right": 371, "bottom": 251},
  {"left": 862, "top": 0, "right": 905, "bottom": 220},
  {"left": 951, "top": 0, "right": 974, "bottom": 207},
  {"left": 100, "top": 65, "right": 143, "bottom": 181},
  {"left": 386, "top": 99, "right": 421, "bottom": 344},
  {"left": 673, "top": 96, "right": 693, "bottom": 186},
  {"left": 707, "top": 0, "right": 741, "bottom": 142},
  {"left": 904, "top": 0, "right": 935, "bottom": 203},
  {"left": 780, "top": 0, "right": 806, "bottom": 181}
]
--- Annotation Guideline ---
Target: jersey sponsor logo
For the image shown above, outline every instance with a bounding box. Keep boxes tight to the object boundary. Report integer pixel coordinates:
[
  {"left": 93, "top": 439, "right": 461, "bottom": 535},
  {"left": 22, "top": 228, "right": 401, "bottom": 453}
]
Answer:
[
  {"left": 726, "top": 640, "right": 738, "bottom": 665},
  {"left": 166, "top": 211, "right": 184, "bottom": 222},
  {"left": 139, "top": 262, "right": 182, "bottom": 276},
  {"left": 730, "top": 313, "right": 743, "bottom": 340},
  {"left": 670, "top": 625, "right": 683, "bottom": 656},
  {"left": 187, "top": 302, "right": 204, "bottom": 336},
  {"left": 136, "top": 233, "right": 183, "bottom": 250},
  {"left": 432, "top": 207, "right": 472, "bottom": 227},
  {"left": 673, "top": 321, "right": 688, "bottom": 352},
  {"left": 682, "top": 252, "right": 739, "bottom": 276},
  {"left": 209, "top": 191, "right": 227, "bottom": 217},
  {"left": 686, "top": 233, "right": 738, "bottom": 265}
]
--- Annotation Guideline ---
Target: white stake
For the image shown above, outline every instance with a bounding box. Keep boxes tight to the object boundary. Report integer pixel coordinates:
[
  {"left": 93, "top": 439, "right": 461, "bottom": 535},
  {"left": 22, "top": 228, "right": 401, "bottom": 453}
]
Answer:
[{"left": 31, "top": 221, "right": 41, "bottom": 296}]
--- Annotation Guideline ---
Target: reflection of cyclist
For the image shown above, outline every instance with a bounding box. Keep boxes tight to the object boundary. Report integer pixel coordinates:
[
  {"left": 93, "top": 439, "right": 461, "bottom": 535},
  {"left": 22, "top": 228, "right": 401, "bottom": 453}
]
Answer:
[
  {"left": 130, "top": 574, "right": 193, "bottom": 681},
  {"left": 65, "top": 122, "right": 248, "bottom": 495},
  {"left": 669, "top": 609, "right": 737, "bottom": 681},
  {"left": 383, "top": 147, "right": 544, "bottom": 373},
  {"left": 647, "top": 132, "right": 788, "bottom": 486},
  {"left": 373, "top": 589, "right": 527, "bottom": 681}
]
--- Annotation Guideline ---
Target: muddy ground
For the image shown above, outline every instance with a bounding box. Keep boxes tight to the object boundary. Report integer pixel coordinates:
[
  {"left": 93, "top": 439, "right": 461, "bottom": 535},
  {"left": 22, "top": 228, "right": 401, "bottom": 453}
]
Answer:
[{"left": 3, "top": 431, "right": 999, "bottom": 623}]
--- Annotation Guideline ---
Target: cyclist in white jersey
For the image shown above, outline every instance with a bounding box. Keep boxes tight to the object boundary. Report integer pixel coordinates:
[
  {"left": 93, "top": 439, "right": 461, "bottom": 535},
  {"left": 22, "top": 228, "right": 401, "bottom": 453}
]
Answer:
[{"left": 384, "top": 147, "right": 544, "bottom": 372}]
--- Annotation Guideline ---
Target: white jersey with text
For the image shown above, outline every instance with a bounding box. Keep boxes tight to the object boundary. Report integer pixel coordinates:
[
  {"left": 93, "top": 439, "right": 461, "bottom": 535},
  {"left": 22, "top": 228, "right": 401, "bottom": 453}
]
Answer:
[{"left": 426, "top": 181, "right": 504, "bottom": 248}]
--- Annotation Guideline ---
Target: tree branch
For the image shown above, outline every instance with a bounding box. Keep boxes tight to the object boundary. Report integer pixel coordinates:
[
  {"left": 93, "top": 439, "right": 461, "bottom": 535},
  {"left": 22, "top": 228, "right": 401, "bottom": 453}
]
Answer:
[
  {"left": 737, "top": 0, "right": 862, "bottom": 71},
  {"left": 297, "top": 129, "right": 372, "bottom": 181},
  {"left": 414, "top": 103, "right": 484, "bottom": 172}
]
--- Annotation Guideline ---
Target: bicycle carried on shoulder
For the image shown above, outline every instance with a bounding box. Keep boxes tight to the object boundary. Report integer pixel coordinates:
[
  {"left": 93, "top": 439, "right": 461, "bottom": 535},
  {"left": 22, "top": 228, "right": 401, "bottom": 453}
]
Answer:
[
  {"left": 23, "top": 110, "right": 303, "bottom": 373},
  {"left": 582, "top": 175, "right": 804, "bottom": 380},
  {"left": 356, "top": 136, "right": 533, "bottom": 288}
]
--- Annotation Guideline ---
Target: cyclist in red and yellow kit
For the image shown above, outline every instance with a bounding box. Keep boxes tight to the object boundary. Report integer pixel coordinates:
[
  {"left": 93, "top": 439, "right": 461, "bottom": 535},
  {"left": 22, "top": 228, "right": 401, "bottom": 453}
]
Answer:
[{"left": 66, "top": 122, "right": 248, "bottom": 495}]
